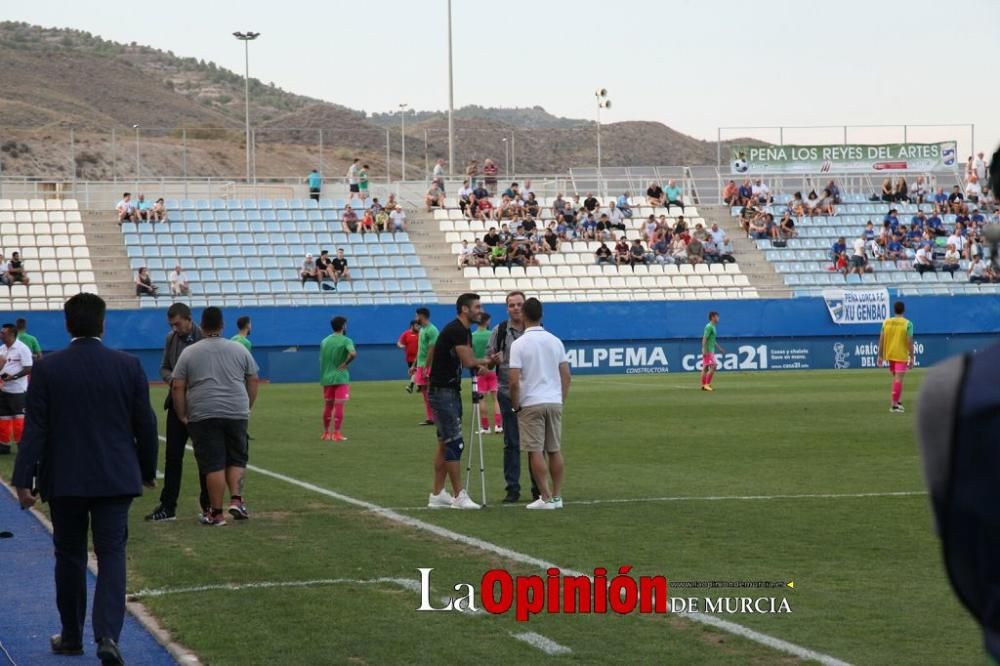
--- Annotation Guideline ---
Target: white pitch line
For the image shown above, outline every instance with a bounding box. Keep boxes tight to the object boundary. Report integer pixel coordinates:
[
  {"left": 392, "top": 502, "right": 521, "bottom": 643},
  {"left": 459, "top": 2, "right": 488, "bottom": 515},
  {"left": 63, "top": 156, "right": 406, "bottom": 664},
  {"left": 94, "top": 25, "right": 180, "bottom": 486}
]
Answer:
[
  {"left": 512, "top": 632, "right": 573, "bottom": 656},
  {"left": 388, "top": 490, "right": 928, "bottom": 511},
  {"left": 160, "top": 437, "right": 849, "bottom": 665}
]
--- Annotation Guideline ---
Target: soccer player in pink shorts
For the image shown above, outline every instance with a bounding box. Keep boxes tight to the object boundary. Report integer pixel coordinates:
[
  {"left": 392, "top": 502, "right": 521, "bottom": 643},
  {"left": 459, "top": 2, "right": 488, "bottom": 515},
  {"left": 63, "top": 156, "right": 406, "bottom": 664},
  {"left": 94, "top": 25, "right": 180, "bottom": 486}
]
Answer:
[{"left": 701, "top": 311, "right": 725, "bottom": 391}]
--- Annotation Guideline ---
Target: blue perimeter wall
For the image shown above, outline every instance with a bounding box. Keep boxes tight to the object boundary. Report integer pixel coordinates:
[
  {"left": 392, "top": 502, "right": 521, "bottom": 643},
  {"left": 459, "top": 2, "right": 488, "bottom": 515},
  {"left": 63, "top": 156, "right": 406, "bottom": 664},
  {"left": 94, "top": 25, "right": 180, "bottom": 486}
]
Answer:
[{"left": 8, "top": 296, "right": 1000, "bottom": 382}]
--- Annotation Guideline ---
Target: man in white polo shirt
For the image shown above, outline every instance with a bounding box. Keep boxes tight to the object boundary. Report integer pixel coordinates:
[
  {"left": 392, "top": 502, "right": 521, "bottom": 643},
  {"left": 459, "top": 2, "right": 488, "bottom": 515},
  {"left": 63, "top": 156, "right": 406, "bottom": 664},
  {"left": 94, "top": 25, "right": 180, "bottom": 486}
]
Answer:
[
  {"left": 0, "top": 322, "right": 34, "bottom": 454},
  {"left": 508, "top": 298, "right": 571, "bottom": 510}
]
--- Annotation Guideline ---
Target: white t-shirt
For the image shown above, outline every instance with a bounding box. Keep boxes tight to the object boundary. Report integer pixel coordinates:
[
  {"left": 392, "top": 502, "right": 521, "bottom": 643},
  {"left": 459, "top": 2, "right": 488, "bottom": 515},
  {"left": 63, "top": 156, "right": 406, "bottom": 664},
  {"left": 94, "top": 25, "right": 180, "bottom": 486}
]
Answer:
[
  {"left": 433, "top": 164, "right": 445, "bottom": 178},
  {"left": 974, "top": 159, "right": 987, "bottom": 181},
  {"left": 947, "top": 233, "right": 965, "bottom": 252},
  {"left": 347, "top": 164, "right": 359, "bottom": 185},
  {"left": 970, "top": 260, "right": 986, "bottom": 277},
  {"left": 914, "top": 247, "right": 932, "bottom": 266},
  {"left": 390, "top": 210, "right": 406, "bottom": 229},
  {"left": 0, "top": 339, "right": 34, "bottom": 393},
  {"left": 116, "top": 199, "right": 134, "bottom": 213},
  {"left": 965, "top": 181, "right": 982, "bottom": 198},
  {"left": 869, "top": 240, "right": 885, "bottom": 259},
  {"left": 520, "top": 187, "right": 535, "bottom": 202},
  {"left": 853, "top": 238, "right": 866, "bottom": 257},
  {"left": 508, "top": 326, "right": 568, "bottom": 407},
  {"left": 752, "top": 183, "right": 769, "bottom": 197},
  {"left": 170, "top": 270, "right": 188, "bottom": 287}
]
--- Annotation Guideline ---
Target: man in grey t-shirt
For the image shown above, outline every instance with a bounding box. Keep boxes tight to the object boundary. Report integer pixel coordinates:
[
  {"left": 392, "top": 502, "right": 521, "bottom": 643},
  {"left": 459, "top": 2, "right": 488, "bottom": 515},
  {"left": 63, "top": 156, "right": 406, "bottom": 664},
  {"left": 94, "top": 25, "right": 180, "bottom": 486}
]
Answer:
[
  {"left": 486, "top": 290, "right": 538, "bottom": 503},
  {"left": 172, "top": 307, "right": 259, "bottom": 526}
]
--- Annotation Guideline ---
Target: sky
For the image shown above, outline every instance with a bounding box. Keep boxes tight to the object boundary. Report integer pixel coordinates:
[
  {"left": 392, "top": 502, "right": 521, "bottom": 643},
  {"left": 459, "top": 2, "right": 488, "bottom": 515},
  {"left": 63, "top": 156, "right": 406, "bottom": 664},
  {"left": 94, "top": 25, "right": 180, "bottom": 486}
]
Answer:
[{"left": 7, "top": 0, "right": 1000, "bottom": 158}]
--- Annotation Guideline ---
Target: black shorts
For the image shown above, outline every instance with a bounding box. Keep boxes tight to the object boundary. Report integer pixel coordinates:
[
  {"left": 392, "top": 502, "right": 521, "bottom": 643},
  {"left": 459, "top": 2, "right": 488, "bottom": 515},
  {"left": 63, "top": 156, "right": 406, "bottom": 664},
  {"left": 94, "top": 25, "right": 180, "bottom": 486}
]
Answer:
[
  {"left": 187, "top": 418, "right": 249, "bottom": 474},
  {"left": 349, "top": 184, "right": 360, "bottom": 193},
  {"left": 0, "top": 391, "right": 26, "bottom": 417}
]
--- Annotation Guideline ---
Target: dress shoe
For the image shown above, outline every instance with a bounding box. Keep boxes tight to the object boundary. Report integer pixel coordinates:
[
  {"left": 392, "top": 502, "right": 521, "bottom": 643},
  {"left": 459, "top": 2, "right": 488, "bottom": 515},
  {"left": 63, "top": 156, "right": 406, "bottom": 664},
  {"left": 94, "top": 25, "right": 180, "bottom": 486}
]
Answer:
[
  {"left": 50, "top": 634, "right": 83, "bottom": 655},
  {"left": 97, "top": 637, "right": 124, "bottom": 665}
]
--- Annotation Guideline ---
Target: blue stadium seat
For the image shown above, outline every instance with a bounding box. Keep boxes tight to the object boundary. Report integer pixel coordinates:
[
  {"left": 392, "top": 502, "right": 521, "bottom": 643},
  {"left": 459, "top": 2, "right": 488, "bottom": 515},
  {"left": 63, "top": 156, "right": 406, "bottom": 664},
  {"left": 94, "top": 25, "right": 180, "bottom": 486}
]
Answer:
[
  {"left": 404, "top": 255, "right": 420, "bottom": 267},
  {"left": 274, "top": 199, "right": 289, "bottom": 209},
  {"left": 277, "top": 210, "right": 292, "bottom": 222},
  {"left": 292, "top": 210, "right": 307, "bottom": 221},
  {"left": 307, "top": 210, "right": 323, "bottom": 221},
  {"left": 416, "top": 279, "right": 433, "bottom": 292},
  {"left": 222, "top": 234, "right": 238, "bottom": 246}
]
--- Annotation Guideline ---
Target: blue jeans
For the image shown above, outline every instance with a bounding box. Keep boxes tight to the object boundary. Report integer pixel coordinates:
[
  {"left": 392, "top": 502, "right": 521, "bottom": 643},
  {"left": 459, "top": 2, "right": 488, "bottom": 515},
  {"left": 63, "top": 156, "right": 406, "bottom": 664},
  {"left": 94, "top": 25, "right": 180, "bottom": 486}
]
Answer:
[
  {"left": 497, "top": 391, "right": 538, "bottom": 496},
  {"left": 428, "top": 387, "right": 463, "bottom": 444}
]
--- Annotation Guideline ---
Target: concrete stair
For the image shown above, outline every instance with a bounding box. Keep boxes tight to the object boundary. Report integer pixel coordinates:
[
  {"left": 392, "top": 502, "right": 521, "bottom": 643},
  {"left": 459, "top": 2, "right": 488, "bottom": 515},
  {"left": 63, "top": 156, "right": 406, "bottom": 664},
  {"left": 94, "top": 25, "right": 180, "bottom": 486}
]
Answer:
[
  {"left": 406, "top": 210, "right": 471, "bottom": 302},
  {"left": 700, "top": 206, "right": 789, "bottom": 297},
  {"left": 81, "top": 212, "right": 139, "bottom": 306}
]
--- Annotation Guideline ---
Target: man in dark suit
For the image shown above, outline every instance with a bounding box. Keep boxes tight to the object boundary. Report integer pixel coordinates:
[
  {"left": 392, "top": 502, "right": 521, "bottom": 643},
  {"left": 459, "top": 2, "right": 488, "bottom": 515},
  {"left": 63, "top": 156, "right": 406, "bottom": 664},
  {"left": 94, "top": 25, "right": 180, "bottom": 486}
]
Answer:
[{"left": 13, "top": 293, "right": 158, "bottom": 666}]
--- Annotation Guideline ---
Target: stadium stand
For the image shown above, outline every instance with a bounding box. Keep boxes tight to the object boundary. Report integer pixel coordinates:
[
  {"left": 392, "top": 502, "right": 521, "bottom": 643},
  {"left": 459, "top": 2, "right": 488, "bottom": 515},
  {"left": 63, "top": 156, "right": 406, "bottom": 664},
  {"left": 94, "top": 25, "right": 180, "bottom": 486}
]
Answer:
[
  {"left": 735, "top": 191, "right": 1000, "bottom": 297},
  {"left": 121, "top": 198, "right": 433, "bottom": 307},
  {"left": 440, "top": 198, "right": 758, "bottom": 302},
  {"left": 0, "top": 198, "right": 97, "bottom": 311}
]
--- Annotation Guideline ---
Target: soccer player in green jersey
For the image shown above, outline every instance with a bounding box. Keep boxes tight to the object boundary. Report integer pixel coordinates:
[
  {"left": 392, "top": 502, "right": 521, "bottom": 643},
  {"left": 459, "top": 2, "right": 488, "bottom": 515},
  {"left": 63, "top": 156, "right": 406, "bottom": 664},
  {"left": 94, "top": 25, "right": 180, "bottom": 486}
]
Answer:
[
  {"left": 701, "top": 311, "right": 725, "bottom": 392},
  {"left": 413, "top": 307, "right": 439, "bottom": 426},
  {"left": 231, "top": 316, "right": 252, "bottom": 351},
  {"left": 15, "top": 318, "right": 41, "bottom": 361},
  {"left": 320, "top": 316, "right": 357, "bottom": 441},
  {"left": 471, "top": 312, "right": 501, "bottom": 433}
]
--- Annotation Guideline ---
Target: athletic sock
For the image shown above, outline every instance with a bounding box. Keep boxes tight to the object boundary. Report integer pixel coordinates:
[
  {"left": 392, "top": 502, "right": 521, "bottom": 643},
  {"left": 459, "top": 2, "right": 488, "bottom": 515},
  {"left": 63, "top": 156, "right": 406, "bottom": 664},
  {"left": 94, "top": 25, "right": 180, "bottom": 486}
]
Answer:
[
  {"left": 334, "top": 403, "right": 345, "bottom": 432},
  {"left": 480, "top": 416, "right": 489, "bottom": 429},
  {"left": 891, "top": 378, "right": 903, "bottom": 404},
  {"left": 422, "top": 391, "right": 434, "bottom": 422},
  {"left": 0, "top": 420, "right": 10, "bottom": 444},
  {"left": 323, "top": 402, "right": 334, "bottom": 430},
  {"left": 11, "top": 417, "right": 23, "bottom": 443},
  {"left": 494, "top": 412, "right": 502, "bottom": 428}
]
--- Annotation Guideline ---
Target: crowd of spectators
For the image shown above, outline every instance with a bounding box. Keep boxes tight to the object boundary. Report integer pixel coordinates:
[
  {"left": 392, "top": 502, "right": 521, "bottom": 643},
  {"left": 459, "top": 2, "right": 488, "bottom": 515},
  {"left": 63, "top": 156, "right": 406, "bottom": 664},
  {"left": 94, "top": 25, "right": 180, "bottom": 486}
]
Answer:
[
  {"left": 340, "top": 197, "right": 407, "bottom": 235},
  {"left": 117, "top": 192, "right": 167, "bottom": 225}
]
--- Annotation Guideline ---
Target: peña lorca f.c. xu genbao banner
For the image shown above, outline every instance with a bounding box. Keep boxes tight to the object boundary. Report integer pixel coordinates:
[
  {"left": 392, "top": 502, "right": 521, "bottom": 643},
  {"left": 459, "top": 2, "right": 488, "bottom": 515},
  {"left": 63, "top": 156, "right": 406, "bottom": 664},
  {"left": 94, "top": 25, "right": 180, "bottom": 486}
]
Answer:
[{"left": 730, "top": 141, "right": 957, "bottom": 174}]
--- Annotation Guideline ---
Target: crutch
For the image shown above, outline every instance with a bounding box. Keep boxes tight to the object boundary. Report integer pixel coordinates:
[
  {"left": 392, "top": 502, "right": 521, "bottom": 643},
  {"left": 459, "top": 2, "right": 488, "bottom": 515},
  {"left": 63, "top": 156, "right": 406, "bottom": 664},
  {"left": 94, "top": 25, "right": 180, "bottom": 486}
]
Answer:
[{"left": 465, "top": 373, "right": 487, "bottom": 506}]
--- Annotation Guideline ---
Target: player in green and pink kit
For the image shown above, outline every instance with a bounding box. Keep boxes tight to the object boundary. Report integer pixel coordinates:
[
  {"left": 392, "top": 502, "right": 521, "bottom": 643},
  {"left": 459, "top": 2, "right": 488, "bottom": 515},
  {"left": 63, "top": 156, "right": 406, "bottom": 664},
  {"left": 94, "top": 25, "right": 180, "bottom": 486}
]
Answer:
[
  {"left": 701, "top": 311, "right": 725, "bottom": 391},
  {"left": 320, "top": 316, "right": 357, "bottom": 441}
]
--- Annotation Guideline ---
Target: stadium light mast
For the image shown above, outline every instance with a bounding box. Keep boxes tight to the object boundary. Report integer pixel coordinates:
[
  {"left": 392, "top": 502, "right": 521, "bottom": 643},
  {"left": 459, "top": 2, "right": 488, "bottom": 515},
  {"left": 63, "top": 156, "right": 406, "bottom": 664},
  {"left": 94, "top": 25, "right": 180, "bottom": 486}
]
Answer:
[
  {"left": 447, "top": 0, "right": 455, "bottom": 178},
  {"left": 233, "top": 31, "right": 260, "bottom": 184},
  {"left": 502, "top": 137, "right": 509, "bottom": 175},
  {"left": 131, "top": 124, "right": 140, "bottom": 186},
  {"left": 399, "top": 103, "right": 408, "bottom": 181},
  {"left": 595, "top": 88, "right": 611, "bottom": 192}
]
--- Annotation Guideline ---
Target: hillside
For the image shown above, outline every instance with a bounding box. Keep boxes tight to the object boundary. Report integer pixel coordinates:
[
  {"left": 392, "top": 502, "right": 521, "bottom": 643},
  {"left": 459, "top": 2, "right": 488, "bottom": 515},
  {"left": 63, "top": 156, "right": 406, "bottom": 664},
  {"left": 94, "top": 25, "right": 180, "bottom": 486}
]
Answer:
[{"left": 0, "top": 21, "right": 728, "bottom": 180}]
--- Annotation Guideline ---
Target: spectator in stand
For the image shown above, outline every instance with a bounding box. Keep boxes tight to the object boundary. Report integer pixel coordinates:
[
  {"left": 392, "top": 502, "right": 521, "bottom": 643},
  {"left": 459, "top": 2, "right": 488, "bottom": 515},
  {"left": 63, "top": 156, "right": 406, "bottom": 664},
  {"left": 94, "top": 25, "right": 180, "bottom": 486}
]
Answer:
[
  {"left": 665, "top": 179, "right": 685, "bottom": 213},
  {"left": 848, "top": 233, "right": 871, "bottom": 275},
  {"left": 722, "top": 180, "right": 740, "bottom": 206},
  {"left": 804, "top": 190, "right": 822, "bottom": 214},
  {"left": 974, "top": 151, "right": 988, "bottom": 184},
  {"left": 483, "top": 158, "right": 498, "bottom": 195},
  {"left": 301, "top": 254, "right": 319, "bottom": 285},
  {"left": 524, "top": 193, "right": 540, "bottom": 218},
  {"left": 483, "top": 227, "right": 500, "bottom": 248},
  {"left": 346, "top": 158, "right": 362, "bottom": 203},
  {"left": 489, "top": 243, "right": 508, "bottom": 268},
  {"left": 652, "top": 233, "right": 672, "bottom": 265},
  {"left": 169, "top": 265, "right": 190, "bottom": 296},
  {"left": 389, "top": 207, "right": 407, "bottom": 232},
  {"left": 646, "top": 182, "right": 665, "bottom": 206},
  {"left": 583, "top": 192, "right": 599, "bottom": 213},
  {"left": 150, "top": 198, "right": 168, "bottom": 223},
  {"left": 870, "top": 236, "right": 887, "bottom": 262},
  {"left": 306, "top": 169, "right": 323, "bottom": 201},
  {"left": 552, "top": 194, "right": 567, "bottom": 217},
  {"left": 375, "top": 207, "right": 390, "bottom": 232},
  {"left": 911, "top": 176, "right": 928, "bottom": 204},
  {"left": 641, "top": 215, "right": 658, "bottom": 244},
  {"left": 830, "top": 236, "right": 847, "bottom": 262},
  {"left": 751, "top": 178, "right": 771, "bottom": 205},
  {"left": 789, "top": 191, "right": 807, "bottom": 217},
  {"left": 894, "top": 177, "right": 909, "bottom": 203},
  {"left": 135, "top": 194, "right": 153, "bottom": 221},
  {"left": 341, "top": 205, "right": 359, "bottom": 234},
  {"left": 613, "top": 237, "right": 630, "bottom": 266},
  {"left": 670, "top": 235, "right": 689, "bottom": 264},
  {"left": 384, "top": 193, "right": 400, "bottom": 211},
  {"left": 628, "top": 239, "right": 650, "bottom": 267},
  {"left": 457, "top": 240, "right": 474, "bottom": 269},
  {"left": 542, "top": 226, "right": 560, "bottom": 253},
  {"left": 360, "top": 209, "right": 377, "bottom": 234},
  {"left": 949, "top": 185, "right": 968, "bottom": 214},
  {"left": 864, "top": 220, "right": 877, "bottom": 240},
  {"left": 968, "top": 255, "right": 991, "bottom": 283},
  {"left": 779, "top": 211, "right": 797, "bottom": 238},
  {"left": 116, "top": 192, "right": 136, "bottom": 225},
  {"left": 616, "top": 192, "right": 633, "bottom": 217},
  {"left": 703, "top": 236, "right": 720, "bottom": 263},
  {"left": 472, "top": 238, "right": 491, "bottom": 266},
  {"left": 931, "top": 187, "right": 948, "bottom": 214},
  {"left": 425, "top": 183, "right": 444, "bottom": 211},
  {"left": 520, "top": 179, "right": 535, "bottom": 202},
  {"left": 580, "top": 214, "right": 597, "bottom": 241},
  {"left": 966, "top": 175, "right": 983, "bottom": 204},
  {"left": 331, "top": 248, "right": 351, "bottom": 286},
  {"left": 718, "top": 236, "right": 736, "bottom": 264},
  {"left": 359, "top": 164, "right": 371, "bottom": 201},
  {"left": 885, "top": 236, "right": 905, "bottom": 261},
  {"left": 913, "top": 243, "right": 935, "bottom": 274},
  {"left": 738, "top": 178, "right": 753, "bottom": 206},
  {"left": 135, "top": 267, "right": 158, "bottom": 297},
  {"left": 927, "top": 210, "right": 945, "bottom": 236},
  {"left": 748, "top": 213, "right": 769, "bottom": 239},
  {"left": 691, "top": 223, "right": 708, "bottom": 242},
  {"left": 7, "top": 253, "right": 29, "bottom": 285},
  {"left": 947, "top": 225, "right": 966, "bottom": 258},
  {"left": 686, "top": 235, "right": 705, "bottom": 265},
  {"left": 708, "top": 223, "right": 725, "bottom": 246},
  {"left": 942, "top": 244, "right": 961, "bottom": 275},
  {"left": 595, "top": 242, "right": 613, "bottom": 265},
  {"left": 0, "top": 254, "right": 8, "bottom": 286},
  {"left": 879, "top": 178, "right": 893, "bottom": 203},
  {"left": 472, "top": 180, "right": 490, "bottom": 202},
  {"left": 826, "top": 180, "right": 842, "bottom": 204},
  {"left": 502, "top": 182, "right": 521, "bottom": 200},
  {"left": 466, "top": 160, "right": 479, "bottom": 189},
  {"left": 458, "top": 179, "right": 473, "bottom": 216},
  {"left": 315, "top": 250, "right": 335, "bottom": 286}
]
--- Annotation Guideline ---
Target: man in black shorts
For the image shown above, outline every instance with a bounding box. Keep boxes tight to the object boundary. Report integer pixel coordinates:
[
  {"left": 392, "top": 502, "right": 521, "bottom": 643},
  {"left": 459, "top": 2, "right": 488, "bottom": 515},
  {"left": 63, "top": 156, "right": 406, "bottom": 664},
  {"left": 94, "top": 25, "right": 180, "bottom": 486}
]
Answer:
[
  {"left": 331, "top": 248, "right": 351, "bottom": 286},
  {"left": 170, "top": 307, "right": 259, "bottom": 526},
  {"left": 426, "top": 293, "right": 490, "bottom": 510},
  {"left": 315, "top": 250, "right": 335, "bottom": 288}
]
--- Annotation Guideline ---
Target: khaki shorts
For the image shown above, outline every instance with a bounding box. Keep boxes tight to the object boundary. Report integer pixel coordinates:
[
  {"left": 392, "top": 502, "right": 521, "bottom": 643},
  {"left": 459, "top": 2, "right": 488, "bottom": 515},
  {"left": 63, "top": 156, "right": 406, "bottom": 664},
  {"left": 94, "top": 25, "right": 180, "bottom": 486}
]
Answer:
[{"left": 518, "top": 403, "right": 562, "bottom": 453}]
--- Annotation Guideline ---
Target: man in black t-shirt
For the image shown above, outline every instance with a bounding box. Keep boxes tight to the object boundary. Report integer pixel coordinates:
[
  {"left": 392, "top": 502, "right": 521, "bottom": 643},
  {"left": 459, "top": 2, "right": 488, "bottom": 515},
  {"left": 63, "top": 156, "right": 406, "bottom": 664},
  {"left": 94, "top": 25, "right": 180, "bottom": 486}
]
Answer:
[
  {"left": 583, "top": 193, "right": 599, "bottom": 212},
  {"left": 426, "top": 293, "right": 489, "bottom": 510},
  {"left": 331, "top": 248, "right": 350, "bottom": 286},
  {"left": 315, "top": 250, "right": 334, "bottom": 285}
]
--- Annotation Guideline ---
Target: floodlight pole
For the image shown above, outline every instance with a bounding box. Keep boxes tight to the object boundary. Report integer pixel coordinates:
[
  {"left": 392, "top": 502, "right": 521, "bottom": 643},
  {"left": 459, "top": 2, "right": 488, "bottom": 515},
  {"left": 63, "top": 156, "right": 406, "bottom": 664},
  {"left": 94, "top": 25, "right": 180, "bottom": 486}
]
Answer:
[
  {"left": 399, "top": 103, "right": 408, "bottom": 181},
  {"left": 447, "top": 0, "right": 455, "bottom": 177},
  {"left": 233, "top": 31, "right": 260, "bottom": 184}
]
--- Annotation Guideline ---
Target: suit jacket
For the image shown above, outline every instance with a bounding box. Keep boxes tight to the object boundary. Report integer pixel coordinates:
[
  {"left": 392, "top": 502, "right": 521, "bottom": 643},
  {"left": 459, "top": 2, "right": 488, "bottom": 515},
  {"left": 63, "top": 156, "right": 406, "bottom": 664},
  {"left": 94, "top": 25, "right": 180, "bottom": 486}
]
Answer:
[{"left": 13, "top": 338, "right": 158, "bottom": 501}]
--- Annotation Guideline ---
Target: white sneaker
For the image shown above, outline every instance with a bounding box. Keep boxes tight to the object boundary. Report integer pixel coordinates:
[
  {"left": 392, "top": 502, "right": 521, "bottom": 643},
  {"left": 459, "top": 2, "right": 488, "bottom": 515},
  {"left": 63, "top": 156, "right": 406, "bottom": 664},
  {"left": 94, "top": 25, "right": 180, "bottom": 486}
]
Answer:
[
  {"left": 494, "top": 426, "right": 503, "bottom": 434},
  {"left": 551, "top": 497, "right": 564, "bottom": 509},
  {"left": 477, "top": 428, "right": 491, "bottom": 435},
  {"left": 526, "top": 498, "right": 557, "bottom": 510},
  {"left": 451, "top": 489, "right": 481, "bottom": 510},
  {"left": 427, "top": 490, "right": 453, "bottom": 509}
]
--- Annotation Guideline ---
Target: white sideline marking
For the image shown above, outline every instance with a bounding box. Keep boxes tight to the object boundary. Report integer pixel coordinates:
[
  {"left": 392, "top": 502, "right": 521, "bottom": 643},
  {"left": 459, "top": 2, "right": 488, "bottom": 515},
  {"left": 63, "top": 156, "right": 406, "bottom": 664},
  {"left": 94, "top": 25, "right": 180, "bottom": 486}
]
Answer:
[
  {"left": 389, "top": 490, "right": 927, "bottom": 511},
  {"left": 131, "top": 574, "right": 573, "bottom": 655},
  {"left": 512, "top": 632, "right": 573, "bottom": 656},
  {"left": 160, "top": 437, "right": 849, "bottom": 665}
]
